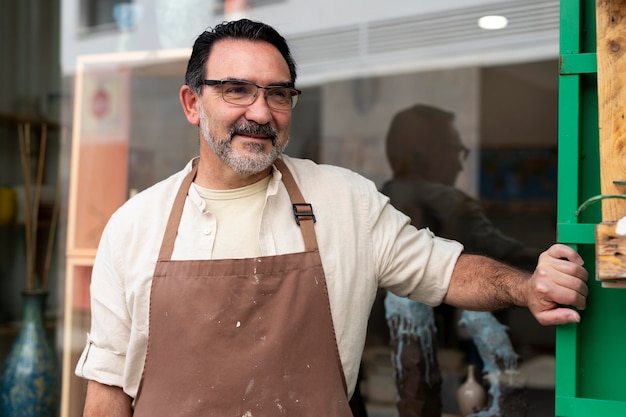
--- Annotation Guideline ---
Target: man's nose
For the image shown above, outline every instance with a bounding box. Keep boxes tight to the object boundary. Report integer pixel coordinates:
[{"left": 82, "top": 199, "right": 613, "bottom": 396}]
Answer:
[{"left": 244, "top": 92, "right": 273, "bottom": 124}]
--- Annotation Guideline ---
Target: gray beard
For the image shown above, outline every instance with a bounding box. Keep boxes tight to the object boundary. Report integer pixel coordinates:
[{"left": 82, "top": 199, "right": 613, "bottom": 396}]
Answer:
[{"left": 199, "top": 106, "right": 286, "bottom": 175}]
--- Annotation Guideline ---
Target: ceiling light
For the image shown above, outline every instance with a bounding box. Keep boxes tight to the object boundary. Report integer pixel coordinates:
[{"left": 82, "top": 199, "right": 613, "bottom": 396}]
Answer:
[{"left": 478, "top": 15, "right": 508, "bottom": 30}]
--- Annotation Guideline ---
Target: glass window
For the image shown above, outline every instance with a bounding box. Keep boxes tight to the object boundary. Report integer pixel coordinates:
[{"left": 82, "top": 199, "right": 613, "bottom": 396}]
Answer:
[{"left": 79, "top": 0, "right": 134, "bottom": 33}]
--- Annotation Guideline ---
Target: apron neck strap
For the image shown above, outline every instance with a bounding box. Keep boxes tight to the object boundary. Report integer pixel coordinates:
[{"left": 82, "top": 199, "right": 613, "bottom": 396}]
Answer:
[
  {"left": 158, "top": 157, "right": 319, "bottom": 261},
  {"left": 158, "top": 159, "right": 198, "bottom": 261},
  {"left": 274, "top": 158, "right": 319, "bottom": 252}
]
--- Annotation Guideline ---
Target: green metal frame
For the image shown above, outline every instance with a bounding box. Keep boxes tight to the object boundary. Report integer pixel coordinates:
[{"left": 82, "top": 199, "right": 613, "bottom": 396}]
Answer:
[{"left": 556, "top": 1, "right": 626, "bottom": 415}]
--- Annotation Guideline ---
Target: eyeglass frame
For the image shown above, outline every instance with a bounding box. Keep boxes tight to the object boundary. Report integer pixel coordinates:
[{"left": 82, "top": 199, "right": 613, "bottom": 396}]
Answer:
[
  {"left": 200, "top": 79, "right": 302, "bottom": 110},
  {"left": 458, "top": 144, "right": 470, "bottom": 161}
]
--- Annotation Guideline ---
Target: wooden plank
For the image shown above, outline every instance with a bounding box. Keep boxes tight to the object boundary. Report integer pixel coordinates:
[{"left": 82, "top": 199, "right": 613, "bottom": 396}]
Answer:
[
  {"left": 596, "top": 221, "right": 626, "bottom": 280},
  {"left": 601, "top": 280, "right": 626, "bottom": 288},
  {"left": 596, "top": 0, "right": 626, "bottom": 221}
]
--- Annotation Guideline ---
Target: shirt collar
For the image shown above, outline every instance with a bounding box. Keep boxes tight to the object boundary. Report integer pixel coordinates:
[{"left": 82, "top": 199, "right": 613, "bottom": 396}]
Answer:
[{"left": 184, "top": 156, "right": 283, "bottom": 210}]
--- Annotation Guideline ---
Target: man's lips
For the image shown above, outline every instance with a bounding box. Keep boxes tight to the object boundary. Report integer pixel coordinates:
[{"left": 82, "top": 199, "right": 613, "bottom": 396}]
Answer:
[
  {"left": 234, "top": 132, "right": 273, "bottom": 140},
  {"left": 236, "top": 134, "right": 270, "bottom": 140}
]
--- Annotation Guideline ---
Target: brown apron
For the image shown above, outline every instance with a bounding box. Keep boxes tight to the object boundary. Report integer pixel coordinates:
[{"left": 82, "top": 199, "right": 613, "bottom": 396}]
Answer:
[{"left": 133, "top": 159, "right": 352, "bottom": 417}]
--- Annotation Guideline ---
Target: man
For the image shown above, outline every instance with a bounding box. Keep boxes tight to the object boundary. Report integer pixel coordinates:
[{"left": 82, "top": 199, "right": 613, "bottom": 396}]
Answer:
[
  {"left": 383, "top": 104, "right": 539, "bottom": 265},
  {"left": 77, "top": 19, "right": 588, "bottom": 417},
  {"left": 382, "top": 104, "right": 540, "bottom": 417}
]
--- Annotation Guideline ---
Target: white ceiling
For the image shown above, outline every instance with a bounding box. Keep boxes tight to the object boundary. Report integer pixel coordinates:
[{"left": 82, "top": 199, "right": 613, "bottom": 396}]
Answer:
[{"left": 289, "top": 0, "right": 559, "bottom": 86}]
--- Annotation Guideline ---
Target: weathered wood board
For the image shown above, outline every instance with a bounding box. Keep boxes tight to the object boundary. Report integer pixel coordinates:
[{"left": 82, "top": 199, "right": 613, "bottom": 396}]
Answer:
[{"left": 595, "top": 0, "right": 626, "bottom": 282}]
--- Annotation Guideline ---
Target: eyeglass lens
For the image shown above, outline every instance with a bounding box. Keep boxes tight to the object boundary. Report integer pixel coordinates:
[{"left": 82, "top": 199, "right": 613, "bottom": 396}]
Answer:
[{"left": 221, "top": 81, "right": 298, "bottom": 110}]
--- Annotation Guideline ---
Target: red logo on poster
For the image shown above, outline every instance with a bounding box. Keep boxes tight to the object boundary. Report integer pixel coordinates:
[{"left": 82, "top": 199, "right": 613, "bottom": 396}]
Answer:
[{"left": 92, "top": 87, "right": 110, "bottom": 119}]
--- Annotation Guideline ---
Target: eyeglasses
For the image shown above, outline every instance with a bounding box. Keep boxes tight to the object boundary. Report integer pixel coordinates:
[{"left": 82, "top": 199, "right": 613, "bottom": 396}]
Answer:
[
  {"left": 458, "top": 145, "right": 470, "bottom": 162},
  {"left": 201, "top": 79, "right": 302, "bottom": 110}
]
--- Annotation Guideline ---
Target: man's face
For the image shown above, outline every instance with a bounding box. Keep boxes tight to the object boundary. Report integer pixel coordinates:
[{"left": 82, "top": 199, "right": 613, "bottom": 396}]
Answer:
[
  {"left": 197, "top": 39, "right": 293, "bottom": 175},
  {"left": 427, "top": 124, "right": 466, "bottom": 186}
]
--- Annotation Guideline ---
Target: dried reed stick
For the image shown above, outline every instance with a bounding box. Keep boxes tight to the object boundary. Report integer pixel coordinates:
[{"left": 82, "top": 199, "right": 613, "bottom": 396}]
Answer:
[
  {"left": 18, "top": 123, "right": 34, "bottom": 292},
  {"left": 32, "top": 124, "right": 47, "bottom": 289},
  {"left": 42, "top": 126, "right": 64, "bottom": 290}
]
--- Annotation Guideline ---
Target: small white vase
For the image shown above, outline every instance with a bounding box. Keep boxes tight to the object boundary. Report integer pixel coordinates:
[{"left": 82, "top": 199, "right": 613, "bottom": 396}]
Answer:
[{"left": 456, "top": 364, "right": 486, "bottom": 416}]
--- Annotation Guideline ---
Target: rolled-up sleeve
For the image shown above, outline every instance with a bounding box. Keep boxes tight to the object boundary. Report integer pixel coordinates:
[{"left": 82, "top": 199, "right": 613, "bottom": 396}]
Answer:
[
  {"left": 374, "top": 194, "right": 464, "bottom": 306},
  {"left": 75, "top": 335, "right": 126, "bottom": 387},
  {"left": 75, "top": 216, "right": 131, "bottom": 389}
]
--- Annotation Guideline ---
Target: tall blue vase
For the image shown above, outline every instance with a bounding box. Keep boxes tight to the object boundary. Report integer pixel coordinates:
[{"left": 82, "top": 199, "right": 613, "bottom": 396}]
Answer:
[{"left": 0, "top": 290, "right": 57, "bottom": 417}]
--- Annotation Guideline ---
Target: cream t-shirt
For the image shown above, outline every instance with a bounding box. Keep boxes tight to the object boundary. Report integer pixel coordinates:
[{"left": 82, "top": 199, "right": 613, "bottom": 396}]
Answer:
[{"left": 192, "top": 175, "right": 270, "bottom": 259}]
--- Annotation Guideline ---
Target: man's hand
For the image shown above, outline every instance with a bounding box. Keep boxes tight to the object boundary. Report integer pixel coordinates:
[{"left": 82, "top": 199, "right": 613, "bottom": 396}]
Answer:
[{"left": 526, "top": 244, "right": 588, "bottom": 325}]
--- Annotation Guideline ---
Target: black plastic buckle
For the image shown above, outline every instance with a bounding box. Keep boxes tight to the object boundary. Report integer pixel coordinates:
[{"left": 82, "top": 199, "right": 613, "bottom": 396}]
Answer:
[{"left": 292, "top": 203, "right": 316, "bottom": 225}]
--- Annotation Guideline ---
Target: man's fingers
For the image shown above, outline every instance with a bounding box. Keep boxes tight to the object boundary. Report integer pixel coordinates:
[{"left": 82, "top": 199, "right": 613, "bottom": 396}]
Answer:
[
  {"left": 554, "top": 259, "right": 589, "bottom": 284},
  {"left": 535, "top": 307, "right": 581, "bottom": 326},
  {"left": 554, "top": 267, "right": 589, "bottom": 303},
  {"left": 534, "top": 267, "right": 588, "bottom": 310},
  {"left": 530, "top": 249, "right": 589, "bottom": 324},
  {"left": 545, "top": 243, "right": 585, "bottom": 266}
]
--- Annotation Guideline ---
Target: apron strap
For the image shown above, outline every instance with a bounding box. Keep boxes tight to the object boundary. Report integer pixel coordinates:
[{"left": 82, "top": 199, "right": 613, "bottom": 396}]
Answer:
[
  {"left": 158, "top": 159, "right": 198, "bottom": 261},
  {"left": 274, "top": 158, "right": 320, "bottom": 252}
]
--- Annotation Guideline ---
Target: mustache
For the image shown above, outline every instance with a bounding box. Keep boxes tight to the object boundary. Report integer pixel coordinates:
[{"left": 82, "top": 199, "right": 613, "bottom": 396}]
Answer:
[{"left": 230, "top": 123, "right": 278, "bottom": 142}]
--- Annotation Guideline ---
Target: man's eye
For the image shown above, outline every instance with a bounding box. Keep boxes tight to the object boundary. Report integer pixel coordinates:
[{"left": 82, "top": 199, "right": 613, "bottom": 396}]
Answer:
[
  {"left": 224, "top": 83, "right": 253, "bottom": 95},
  {"left": 268, "top": 89, "right": 289, "bottom": 98}
]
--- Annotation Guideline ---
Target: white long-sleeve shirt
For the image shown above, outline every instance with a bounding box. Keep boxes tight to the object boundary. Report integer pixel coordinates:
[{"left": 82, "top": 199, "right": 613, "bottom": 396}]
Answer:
[{"left": 75, "top": 155, "right": 463, "bottom": 399}]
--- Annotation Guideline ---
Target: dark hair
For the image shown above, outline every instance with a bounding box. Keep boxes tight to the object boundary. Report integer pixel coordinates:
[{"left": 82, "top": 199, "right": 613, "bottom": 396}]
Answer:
[
  {"left": 386, "top": 104, "right": 456, "bottom": 177},
  {"left": 185, "top": 19, "right": 297, "bottom": 94}
]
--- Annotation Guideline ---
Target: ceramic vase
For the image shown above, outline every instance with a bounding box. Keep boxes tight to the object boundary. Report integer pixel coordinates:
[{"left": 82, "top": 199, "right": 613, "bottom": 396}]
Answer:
[
  {"left": 456, "top": 364, "right": 486, "bottom": 416},
  {"left": 0, "top": 290, "right": 57, "bottom": 417}
]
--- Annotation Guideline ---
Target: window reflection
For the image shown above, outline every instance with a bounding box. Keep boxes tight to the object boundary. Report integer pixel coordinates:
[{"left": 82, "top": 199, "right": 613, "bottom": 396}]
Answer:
[{"left": 79, "top": 0, "right": 131, "bottom": 33}]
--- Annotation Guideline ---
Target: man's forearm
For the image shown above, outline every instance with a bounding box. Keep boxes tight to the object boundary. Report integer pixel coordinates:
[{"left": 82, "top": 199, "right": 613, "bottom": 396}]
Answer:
[
  {"left": 444, "top": 245, "right": 588, "bottom": 326},
  {"left": 444, "top": 253, "right": 531, "bottom": 311},
  {"left": 83, "top": 380, "right": 132, "bottom": 417}
]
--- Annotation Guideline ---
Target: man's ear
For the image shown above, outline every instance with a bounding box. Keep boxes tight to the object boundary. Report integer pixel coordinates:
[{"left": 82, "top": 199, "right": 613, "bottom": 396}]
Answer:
[{"left": 179, "top": 85, "right": 200, "bottom": 125}]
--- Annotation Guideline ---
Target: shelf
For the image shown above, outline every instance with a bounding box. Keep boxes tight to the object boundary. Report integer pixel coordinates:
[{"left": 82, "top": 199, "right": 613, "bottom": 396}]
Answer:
[
  {"left": 0, "top": 112, "right": 61, "bottom": 128},
  {"left": 0, "top": 319, "right": 57, "bottom": 337},
  {"left": 0, "top": 219, "right": 56, "bottom": 228}
]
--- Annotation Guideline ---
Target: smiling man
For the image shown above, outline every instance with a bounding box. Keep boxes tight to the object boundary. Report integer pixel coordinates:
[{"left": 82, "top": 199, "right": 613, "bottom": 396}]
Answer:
[
  {"left": 187, "top": 38, "right": 294, "bottom": 186},
  {"left": 76, "top": 19, "right": 588, "bottom": 417}
]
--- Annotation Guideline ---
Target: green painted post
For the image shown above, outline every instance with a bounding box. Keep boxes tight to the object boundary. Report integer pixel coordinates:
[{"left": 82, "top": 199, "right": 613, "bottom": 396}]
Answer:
[{"left": 556, "top": 0, "right": 626, "bottom": 415}]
